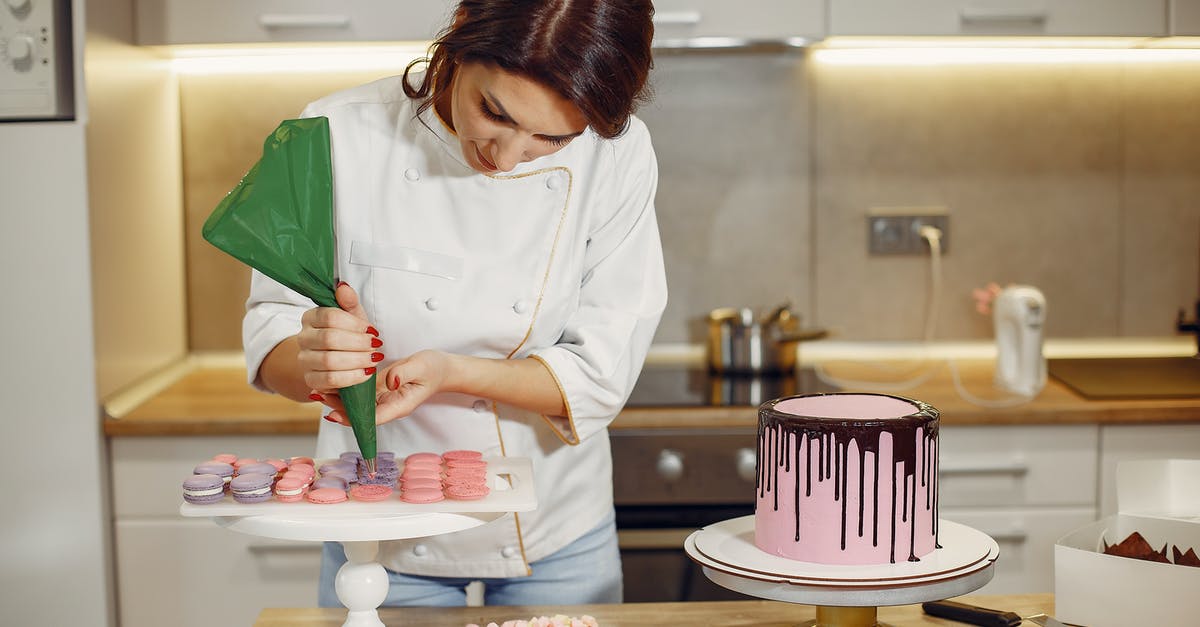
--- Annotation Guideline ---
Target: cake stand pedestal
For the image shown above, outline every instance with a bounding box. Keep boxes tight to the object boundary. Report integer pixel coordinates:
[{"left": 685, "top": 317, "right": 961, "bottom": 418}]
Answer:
[{"left": 685, "top": 516, "right": 999, "bottom": 627}]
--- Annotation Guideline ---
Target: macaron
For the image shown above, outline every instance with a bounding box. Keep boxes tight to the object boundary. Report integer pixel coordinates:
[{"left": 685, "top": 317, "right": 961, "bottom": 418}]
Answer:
[
  {"left": 445, "top": 483, "right": 490, "bottom": 501},
  {"left": 312, "top": 476, "right": 348, "bottom": 491},
  {"left": 233, "top": 457, "right": 259, "bottom": 469},
  {"left": 288, "top": 463, "right": 316, "bottom": 481},
  {"left": 318, "top": 461, "right": 356, "bottom": 476},
  {"left": 238, "top": 462, "right": 279, "bottom": 478},
  {"left": 193, "top": 461, "right": 235, "bottom": 485},
  {"left": 443, "top": 472, "right": 487, "bottom": 487},
  {"left": 446, "top": 458, "right": 488, "bottom": 471},
  {"left": 273, "top": 477, "right": 308, "bottom": 503},
  {"left": 230, "top": 472, "right": 274, "bottom": 504},
  {"left": 400, "top": 486, "right": 445, "bottom": 504},
  {"left": 281, "top": 469, "right": 312, "bottom": 486},
  {"left": 349, "top": 484, "right": 393, "bottom": 502},
  {"left": 263, "top": 458, "right": 289, "bottom": 473},
  {"left": 306, "top": 487, "right": 348, "bottom": 505},
  {"left": 376, "top": 451, "right": 396, "bottom": 462},
  {"left": 182, "top": 474, "right": 226, "bottom": 505},
  {"left": 443, "top": 449, "right": 483, "bottom": 462},
  {"left": 399, "top": 477, "right": 443, "bottom": 491},
  {"left": 401, "top": 467, "right": 441, "bottom": 482},
  {"left": 211, "top": 453, "right": 238, "bottom": 464},
  {"left": 339, "top": 452, "right": 363, "bottom": 464},
  {"left": 405, "top": 452, "right": 443, "bottom": 465}
]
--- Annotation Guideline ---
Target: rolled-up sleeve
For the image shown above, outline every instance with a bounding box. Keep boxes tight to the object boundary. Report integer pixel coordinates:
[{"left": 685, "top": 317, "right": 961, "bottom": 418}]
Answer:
[
  {"left": 529, "top": 121, "right": 668, "bottom": 444},
  {"left": 243, "top": 269, "right": 311, "bottom": 391}
]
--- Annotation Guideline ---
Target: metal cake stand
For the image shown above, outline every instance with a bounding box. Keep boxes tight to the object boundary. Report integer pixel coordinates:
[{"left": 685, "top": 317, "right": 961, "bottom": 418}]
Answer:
[
  {"left": 685, "top": 516, "right": 999, "bottom": 627},
  {"left": 185, "top": 457, "right": 536, "bottom": 627}
]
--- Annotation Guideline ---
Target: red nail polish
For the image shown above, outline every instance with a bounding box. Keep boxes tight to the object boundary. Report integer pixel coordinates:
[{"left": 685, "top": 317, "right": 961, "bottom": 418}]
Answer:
[
  {"left": 324, "top": 415, "right": 338, "bottom": 423},
  {"left": 366, "top": 326, "right": 379, "bottom": 336},
  {"left": 308, "top": 393, "right": 323, "bottom": 402},
  {"left": 371, "top": 352, "right": 384, "bottom": 362},
  {"left": 364, "top": 367, "right": 376, "bottom": 376},
  {"left": 337, "top": 281, "right": 349, "bottom": 288},
  {"left": 371, "top": 337, "right": 383, "bottom": 348},
  {"left": 389, "top": 375, "right": 399, "bottom": 390}
]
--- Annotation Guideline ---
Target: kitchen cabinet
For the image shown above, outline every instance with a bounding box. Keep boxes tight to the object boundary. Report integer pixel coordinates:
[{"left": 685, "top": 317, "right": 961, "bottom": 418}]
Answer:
[
  {"left": 1097, "top": 423, "right": 1200, "bottom": 517},
  {"left": 111, "top": 435, "right": 320, "bottom": 627},
  {"left": 829, "top": 1, "right": 1168, "bottom": 37},
  {"left": 651, "top": 0, "right": 824, "bottom": 42},
  {"left": 1173, "top": 0, "right": 1200, "bottom": 35},
  {"left": 134, "top": 0, "right": 454, "bottom": 45},
  {"left": 937, "top": 424, "right": 1098, "bottom": 594}
]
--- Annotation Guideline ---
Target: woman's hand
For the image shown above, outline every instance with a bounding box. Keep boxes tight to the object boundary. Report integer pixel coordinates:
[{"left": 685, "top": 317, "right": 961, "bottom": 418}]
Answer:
[
  {"left": 298, "top": 282, "right": 384, "bottom": 394},
  {"left": 324, "top": 350, "right": 454, "bottom": 426}
]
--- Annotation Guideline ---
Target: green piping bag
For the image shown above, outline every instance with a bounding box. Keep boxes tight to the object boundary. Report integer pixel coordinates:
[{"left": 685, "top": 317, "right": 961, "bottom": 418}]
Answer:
[{"left": 202, "top": 117, "right": 377, "bottom": 471}]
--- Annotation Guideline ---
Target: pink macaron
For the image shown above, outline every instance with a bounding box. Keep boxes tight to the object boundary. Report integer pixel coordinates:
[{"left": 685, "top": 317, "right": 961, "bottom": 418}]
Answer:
[
  {"left": 349, "top": 484, "right": 393, "bottom": 502},
  {"left": 306, "top": 487, "right": 348, "bottom": 504},
  {"left": 211, "top": 453, "right": 238, "bottom": 464},
  {"left": 404, "top": 452, "right": 443, "bottom": 465},
  {"left": 273, "top": 477, "right": 308, "bottom": 503},
  {"left": 445, "top": 458, "right": 488, "bottom": 471},
  {"left": 445, "top": 483, "right": 490, "bottom": 501},
  {"left": 400, "top": 477, "right": 443, "bottom": 491},
  {"left": 442, "top": 449, "right": 483, "bottom": 462},
  {"left": 400, "top": 487, "right": 445, "bottom": 504}
]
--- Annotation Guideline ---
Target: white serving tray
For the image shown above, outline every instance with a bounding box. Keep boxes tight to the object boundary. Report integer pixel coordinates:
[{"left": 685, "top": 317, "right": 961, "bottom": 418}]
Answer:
[{"left": 179, "top": 456, "right": 535, "bottom": 518}]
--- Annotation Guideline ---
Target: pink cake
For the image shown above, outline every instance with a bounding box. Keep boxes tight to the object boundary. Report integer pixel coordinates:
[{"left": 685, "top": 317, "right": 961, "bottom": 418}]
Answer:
[{"left": 755, "top": 393, "right": 940, "bottom": 565}]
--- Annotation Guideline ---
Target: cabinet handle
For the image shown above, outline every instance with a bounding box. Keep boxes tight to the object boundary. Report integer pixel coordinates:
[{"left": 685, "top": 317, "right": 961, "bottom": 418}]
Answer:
[
  {"left": 247, "top": 543, "right": 322, "bottom": 554},
  {"left": 940, "top": 460, "right": 1029, "bottom": 476},
  {"left": 258, "top": 14, "right": 351, "bottom": 30},
  {"left": 653, "top": 11, "right": 702, "bottom": 27},
  {"left": 959, "top": 7, "right": 1048, "bottom": 25}
]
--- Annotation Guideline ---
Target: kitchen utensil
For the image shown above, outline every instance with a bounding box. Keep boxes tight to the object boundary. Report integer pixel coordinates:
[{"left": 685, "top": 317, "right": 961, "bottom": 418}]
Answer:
[
  {"left": 922, "top": 600, "right": 1068, "bottom": 627},
  {"left": 705, "top": 303, "right": 827, "bottom": 374},
  {"left": 993, "top": 285, "right": 1046, "bottom": 397}
]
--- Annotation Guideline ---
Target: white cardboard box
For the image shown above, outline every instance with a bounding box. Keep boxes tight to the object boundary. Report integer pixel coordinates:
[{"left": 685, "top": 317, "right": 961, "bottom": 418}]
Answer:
[{"left": 1054, "top": 459, "right": 1200, "bottom": 627}]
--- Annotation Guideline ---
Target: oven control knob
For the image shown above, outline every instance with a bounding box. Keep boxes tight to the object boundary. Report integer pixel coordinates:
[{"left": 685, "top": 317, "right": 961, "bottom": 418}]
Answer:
[
  {"left": 736, "top": 448, "right": 757, "bottom": 483},
  {"left": 656, "top": 449, "right": 684, "bottom": 482},
  {"left": 5, "top": 34, "right": 34, "bottom": 67}
]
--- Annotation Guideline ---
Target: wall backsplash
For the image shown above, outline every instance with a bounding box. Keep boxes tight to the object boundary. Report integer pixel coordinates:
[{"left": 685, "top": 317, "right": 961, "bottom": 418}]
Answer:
[{"left": 181, "top": 50, "right": 1200, "bottom": 351}]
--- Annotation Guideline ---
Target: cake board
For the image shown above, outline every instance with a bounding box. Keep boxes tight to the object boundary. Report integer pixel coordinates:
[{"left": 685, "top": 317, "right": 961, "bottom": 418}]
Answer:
[
  {"left": 192, "top": 457, "right": 536, "bottom": 627},
  {"left": 685, "top": 516, "right": 999, "bottom": 627}
]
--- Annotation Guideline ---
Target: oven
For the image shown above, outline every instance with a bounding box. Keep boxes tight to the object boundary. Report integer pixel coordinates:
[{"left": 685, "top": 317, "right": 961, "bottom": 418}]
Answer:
[{"left": 611, "top": 365, "right": 836, "bottom": 602}]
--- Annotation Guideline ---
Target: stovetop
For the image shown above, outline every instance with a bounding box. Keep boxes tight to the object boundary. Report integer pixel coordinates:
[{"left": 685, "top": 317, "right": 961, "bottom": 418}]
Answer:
[{"left": 625, "top": 364, "right": 839, "bottom": 408}]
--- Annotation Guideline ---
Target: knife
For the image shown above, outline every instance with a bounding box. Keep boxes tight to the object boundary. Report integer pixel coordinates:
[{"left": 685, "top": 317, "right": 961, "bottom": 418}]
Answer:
[{"left": 922, "top": 600, "right": 1070, "bottom": 627}]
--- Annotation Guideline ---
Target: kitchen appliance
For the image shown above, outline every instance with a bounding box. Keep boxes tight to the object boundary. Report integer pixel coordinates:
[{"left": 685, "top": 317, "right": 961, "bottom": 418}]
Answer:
[
  {"left": 0, "top": 0, "right": 73, "bottom": 121},
  {"left": 992, "top": 285, "right": 1046, "bottom": 397},
  {"left": 706, "top": 304, "right": 827, "bottom": 374}
]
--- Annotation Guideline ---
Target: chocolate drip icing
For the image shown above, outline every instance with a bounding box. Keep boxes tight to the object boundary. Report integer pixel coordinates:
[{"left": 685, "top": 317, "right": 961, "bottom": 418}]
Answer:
[{"left": 757, "top": 393, "right": 940, "bottom": 563}]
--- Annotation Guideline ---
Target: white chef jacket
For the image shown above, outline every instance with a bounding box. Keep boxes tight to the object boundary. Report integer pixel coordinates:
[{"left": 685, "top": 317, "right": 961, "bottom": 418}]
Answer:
[{"left": 242, "top": 75, "right": 667, "bottom": 578}]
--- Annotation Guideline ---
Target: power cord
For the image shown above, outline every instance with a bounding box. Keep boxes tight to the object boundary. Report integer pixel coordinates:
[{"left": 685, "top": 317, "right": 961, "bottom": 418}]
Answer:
[{"left": 813, "top": 224, "right": 1035, "bottom": 407}]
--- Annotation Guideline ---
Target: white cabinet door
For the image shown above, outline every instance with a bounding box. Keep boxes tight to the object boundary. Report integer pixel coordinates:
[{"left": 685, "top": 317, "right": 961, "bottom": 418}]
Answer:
[
  {"left": 940, "top": 507, "right": 1096, "bottom": 594},
  {"left": 1098, "top": 423, "right": 1200, "bottom": 516},
  {"left": 830, "top": 1, "right": 1168, "bottom": 36},
  {"left": 136, "top": 0, "right": 455, "bottom": 45},
  {"left": 651, "top": 0, "right": 825, "bottom": 41},
  {"left": 938, "top": 425, "right": 1098, "bottom": 508},
  {"left": 116, "top": 519, "right": 322, "bottom": 627},
  {"left": 1173, "top": 0, "right": 1200, "bottom": 34}
]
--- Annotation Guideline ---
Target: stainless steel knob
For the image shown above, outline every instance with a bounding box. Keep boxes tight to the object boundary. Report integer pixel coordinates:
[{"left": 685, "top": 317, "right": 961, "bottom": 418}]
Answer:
[
  {"left": 736, "top": 448, "right": 757, "bottom": 483},
  {"left": 656, "top": 449, "right": 684, "bottom": 482}
]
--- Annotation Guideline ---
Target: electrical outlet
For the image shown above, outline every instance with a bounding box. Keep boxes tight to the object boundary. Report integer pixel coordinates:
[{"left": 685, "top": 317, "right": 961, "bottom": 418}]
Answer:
[{"left": 867, "top": 208, "right": 950, "bottom": 255}]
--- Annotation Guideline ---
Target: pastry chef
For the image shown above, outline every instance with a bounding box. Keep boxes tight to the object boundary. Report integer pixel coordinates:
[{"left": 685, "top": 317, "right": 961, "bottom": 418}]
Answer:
[{"left": 241, "top": 0, "right": 666, "bottom": 608}]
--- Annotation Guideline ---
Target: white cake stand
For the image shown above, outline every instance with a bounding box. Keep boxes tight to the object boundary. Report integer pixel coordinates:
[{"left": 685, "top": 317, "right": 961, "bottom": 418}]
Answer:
[
  {"left": 685, "top": 516, "right": 999, "bottom": 627},
  {"left": 186, "top": 457, "right": 536, "bottom": 627}
]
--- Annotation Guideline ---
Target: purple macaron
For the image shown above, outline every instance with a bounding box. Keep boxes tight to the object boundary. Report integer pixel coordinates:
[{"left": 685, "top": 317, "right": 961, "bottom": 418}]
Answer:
[
  {"left": 230, "top": 472, "right": 275, "bottom": 503},
  {"left": 237, "top": 462, "right": 280, "bottom": 478},
  {"left": 183, "top": 474, "right": 226, "bottom": 505},
  {"left": 312, "top": 475, "right": 349, "bottom": 491},
  {"left": 193, "top": 461, "right": 235, "bottom": 484}
]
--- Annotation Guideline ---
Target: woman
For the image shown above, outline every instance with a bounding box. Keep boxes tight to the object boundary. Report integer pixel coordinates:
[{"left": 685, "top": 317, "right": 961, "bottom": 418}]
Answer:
[{"left": 242, "top": 0, "right": 666, "bottom": 607}]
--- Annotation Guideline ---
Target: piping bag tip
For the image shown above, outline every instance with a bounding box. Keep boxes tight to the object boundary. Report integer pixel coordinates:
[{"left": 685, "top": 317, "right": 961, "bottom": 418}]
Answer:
[{"left": 364, "top": 457, "right": 376, "bottom": 477}]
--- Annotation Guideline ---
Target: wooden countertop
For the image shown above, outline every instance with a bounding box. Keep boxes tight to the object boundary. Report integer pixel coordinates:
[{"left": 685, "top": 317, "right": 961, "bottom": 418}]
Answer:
[
  {"left": 103, "top": 357, "right": 1200, "bottom": 437},
  {"left": 254, "top": 593, "right": 1056, "bottom": 626}
]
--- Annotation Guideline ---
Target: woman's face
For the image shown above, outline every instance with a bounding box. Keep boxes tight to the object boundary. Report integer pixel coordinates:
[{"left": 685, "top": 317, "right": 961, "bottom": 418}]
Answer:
[{"left": 441, "top": 61, "right": 588, "bottom": 174}]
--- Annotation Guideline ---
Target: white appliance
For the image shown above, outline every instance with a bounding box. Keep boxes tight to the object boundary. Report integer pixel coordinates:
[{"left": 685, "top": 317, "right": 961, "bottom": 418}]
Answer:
[
  {"left": 993, "top": 285, "right": 1047, "bottom": 397},
  {"left": 0, "top": 0, "right": 73, "bottom": 120}
]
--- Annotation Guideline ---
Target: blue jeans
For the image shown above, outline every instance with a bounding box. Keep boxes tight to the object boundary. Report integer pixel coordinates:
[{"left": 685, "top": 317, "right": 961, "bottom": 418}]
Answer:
[{"left": 318, "top": 509, "right": 622, "bottom": 607}]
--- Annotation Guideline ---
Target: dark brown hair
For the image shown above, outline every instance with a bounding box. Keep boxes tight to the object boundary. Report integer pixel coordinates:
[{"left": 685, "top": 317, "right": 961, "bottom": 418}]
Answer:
[{"left": 403, "top": 0, "right": 654, "bottom": 139}]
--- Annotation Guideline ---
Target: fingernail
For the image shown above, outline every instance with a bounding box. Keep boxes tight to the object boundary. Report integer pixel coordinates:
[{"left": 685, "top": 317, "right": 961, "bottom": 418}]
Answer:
[
  {"left": 389, "top": 375, "right": 399, "bottom": 390},
  {"left": 323, "top": 415, "right": 339, "bottom": 423},
  {"left": 371, "top": 352, "right": 384, "bottom": 362},
  {"left": 364, "top": 367, "right": 376, "bottom": 376},
  {"left": 337, "top": 281, "right": 348, "bottom": 288},
  {"left": 371, "top": 337, "right": 383, "bottom": 348},
  {"left": 365, "top": 326, "right": 379, "bottom": 336},
  {"left": 308, "top": 393, "right": 323, "bottom": 402}
]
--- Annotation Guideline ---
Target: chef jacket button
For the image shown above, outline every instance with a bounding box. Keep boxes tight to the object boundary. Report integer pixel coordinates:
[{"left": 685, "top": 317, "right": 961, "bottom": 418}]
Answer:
[
  {"left": 546, "top": 175, "right": 562, "bottom": 191},
  {"left": 413, "top": 544, "right": 428, "bottom": 557},
  {"left": 405, "top": 168, "right": 420, "bottom": 182},
  {"left": 424, "top": 298, "right": 439, "bottom": 311},
  {"left": 473, "top": 399, "right": 489, "bottom": 413},
  {"left": 501, "top": 546, "right": 517, "bottom": 558},
  {"left": 512, "top": 300, "right": 530, "bottom": 314}
]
